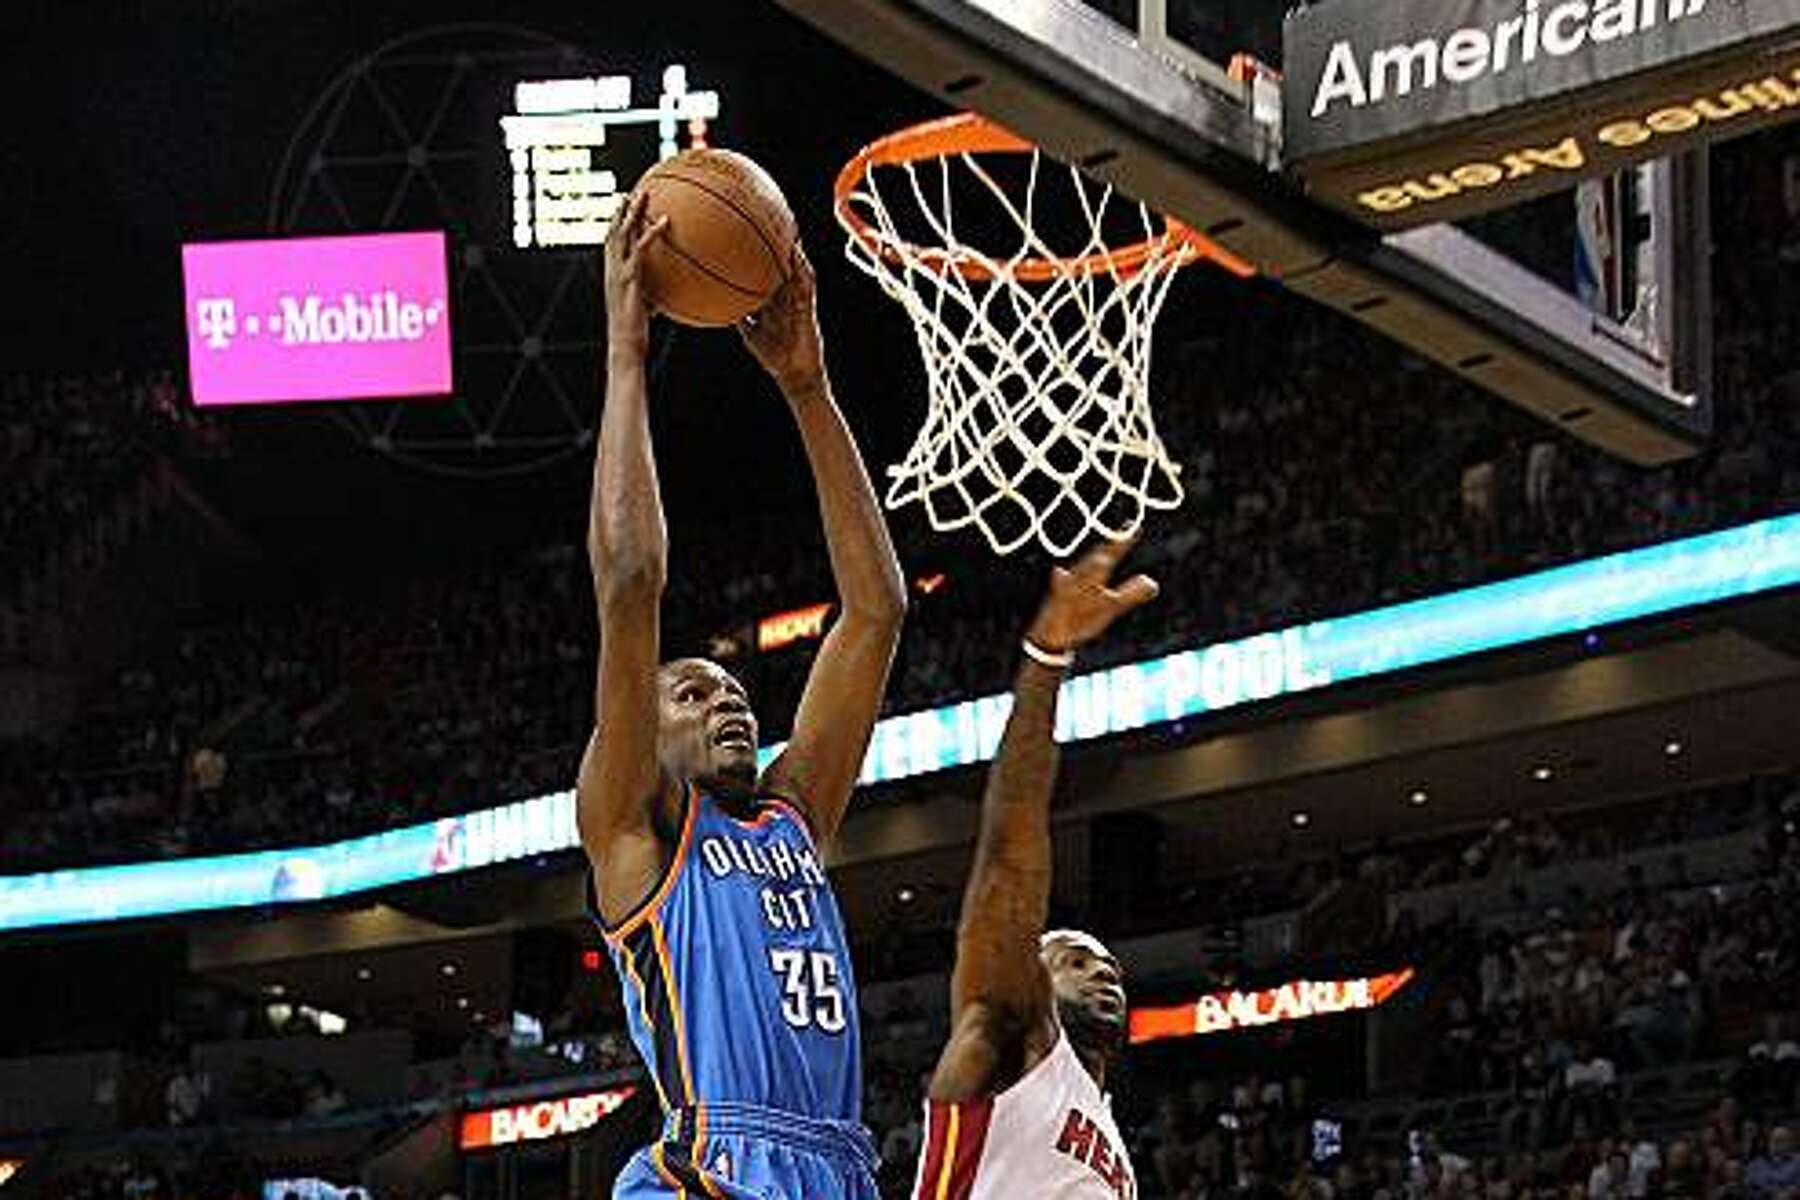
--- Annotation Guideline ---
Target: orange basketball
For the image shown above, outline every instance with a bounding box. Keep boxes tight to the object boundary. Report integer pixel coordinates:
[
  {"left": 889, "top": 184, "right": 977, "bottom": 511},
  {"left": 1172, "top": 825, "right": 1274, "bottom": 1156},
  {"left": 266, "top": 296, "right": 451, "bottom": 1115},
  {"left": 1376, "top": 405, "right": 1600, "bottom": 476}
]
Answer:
[{"left": 635, "top": 148, "right": 798, "bottom": 327}]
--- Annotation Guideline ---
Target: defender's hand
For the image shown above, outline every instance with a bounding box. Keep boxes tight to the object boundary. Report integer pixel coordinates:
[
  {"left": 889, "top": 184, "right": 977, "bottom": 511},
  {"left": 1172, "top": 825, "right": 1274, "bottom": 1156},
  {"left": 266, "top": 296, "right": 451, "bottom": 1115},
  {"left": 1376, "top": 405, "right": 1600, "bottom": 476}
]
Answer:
[
  {"left": 1025, "top": 536, "right": 1159, "bottom": 656},
  {"left": 737, "top": 243, "right": 824, "bottom": 391},
  {"left": 604, "top": 190, "right": 669, "bottom": 355}
]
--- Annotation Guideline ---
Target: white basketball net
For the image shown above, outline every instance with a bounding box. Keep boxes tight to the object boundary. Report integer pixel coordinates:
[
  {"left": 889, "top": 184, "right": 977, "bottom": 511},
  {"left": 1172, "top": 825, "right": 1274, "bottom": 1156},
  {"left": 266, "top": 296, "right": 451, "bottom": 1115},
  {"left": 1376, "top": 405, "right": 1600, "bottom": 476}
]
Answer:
[{"left": 839, "top": 143, "right": 1196, "bottom": 557}]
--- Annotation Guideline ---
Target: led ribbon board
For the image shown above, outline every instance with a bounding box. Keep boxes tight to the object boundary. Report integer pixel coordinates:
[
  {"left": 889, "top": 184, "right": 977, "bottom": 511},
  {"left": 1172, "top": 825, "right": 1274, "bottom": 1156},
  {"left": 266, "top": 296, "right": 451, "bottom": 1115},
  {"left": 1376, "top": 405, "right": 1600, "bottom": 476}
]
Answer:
[
  {"left": 820, "top": 512, "right": 1800, "bottom": 784},
  {"left": 1283, "top": 0, "right": 1800, "bottom": 229},
  {"left": 2, "top": 514, "right": 1797, "bottom": 931}
]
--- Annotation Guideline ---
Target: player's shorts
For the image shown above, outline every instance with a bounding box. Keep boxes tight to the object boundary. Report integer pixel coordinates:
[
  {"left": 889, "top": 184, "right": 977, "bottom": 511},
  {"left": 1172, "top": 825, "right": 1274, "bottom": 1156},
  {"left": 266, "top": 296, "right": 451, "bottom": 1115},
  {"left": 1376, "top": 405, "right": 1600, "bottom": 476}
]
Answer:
[{"left": 614, "top": 1101, "right": 881, "bottom": 1199}]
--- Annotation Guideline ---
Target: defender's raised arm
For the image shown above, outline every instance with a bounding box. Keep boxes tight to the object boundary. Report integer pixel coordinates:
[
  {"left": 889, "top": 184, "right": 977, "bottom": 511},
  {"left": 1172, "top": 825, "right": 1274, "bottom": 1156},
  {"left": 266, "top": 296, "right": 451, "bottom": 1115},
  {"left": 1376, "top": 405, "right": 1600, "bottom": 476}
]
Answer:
[{"left": 930, "top": 538, "right": 1158, "bottom": 1103}]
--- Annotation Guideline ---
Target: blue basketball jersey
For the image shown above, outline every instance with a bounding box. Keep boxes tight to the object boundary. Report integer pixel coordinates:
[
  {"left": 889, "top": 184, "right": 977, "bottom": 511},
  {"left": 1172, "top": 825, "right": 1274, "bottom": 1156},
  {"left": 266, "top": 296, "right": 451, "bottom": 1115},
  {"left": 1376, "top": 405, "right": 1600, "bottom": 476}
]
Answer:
[{"left": 602, "top": 785, "right": 863, "bottom": 1123}]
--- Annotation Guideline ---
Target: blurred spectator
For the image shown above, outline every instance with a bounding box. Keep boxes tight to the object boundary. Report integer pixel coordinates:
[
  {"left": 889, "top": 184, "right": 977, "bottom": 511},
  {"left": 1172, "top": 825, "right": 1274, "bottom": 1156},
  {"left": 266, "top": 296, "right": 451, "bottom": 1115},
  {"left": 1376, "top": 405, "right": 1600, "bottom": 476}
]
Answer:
[
  {"left": 164, "top": 1066, "right": 203, "bottom": 1128},
  {"left": 1746, "top": 1126, "right": 1800, "bottom": 1200}
]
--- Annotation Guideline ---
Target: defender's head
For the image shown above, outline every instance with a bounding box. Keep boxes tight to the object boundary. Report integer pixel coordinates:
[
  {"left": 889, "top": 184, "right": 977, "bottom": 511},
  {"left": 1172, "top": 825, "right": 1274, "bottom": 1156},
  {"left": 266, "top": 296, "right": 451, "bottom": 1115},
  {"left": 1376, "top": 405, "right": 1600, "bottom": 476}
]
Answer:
[
  {"left": 1040, "top": 929, "right": 1127, "bottom": 1059},
  {"left": 658, "top": 658, "right": 758, "bottom": 794}
]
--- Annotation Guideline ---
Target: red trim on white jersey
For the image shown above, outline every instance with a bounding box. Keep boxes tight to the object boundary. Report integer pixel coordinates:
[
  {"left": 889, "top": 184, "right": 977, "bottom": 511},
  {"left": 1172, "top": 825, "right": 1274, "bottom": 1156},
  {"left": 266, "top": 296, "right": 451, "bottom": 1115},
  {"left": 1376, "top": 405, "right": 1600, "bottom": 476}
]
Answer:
[
  {"left": 911, "top": 1030, "right": 1135, "bottom": 1199},
  {"left": 914, "top": 1094, "right": 995, "bottom": 1200}
]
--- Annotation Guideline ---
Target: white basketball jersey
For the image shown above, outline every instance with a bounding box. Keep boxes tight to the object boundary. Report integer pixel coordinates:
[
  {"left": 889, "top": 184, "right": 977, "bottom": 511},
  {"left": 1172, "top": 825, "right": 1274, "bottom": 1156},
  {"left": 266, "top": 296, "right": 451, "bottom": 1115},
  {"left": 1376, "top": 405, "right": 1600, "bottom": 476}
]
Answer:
[{"left": 911, "top": 1028, "right": 1136, "bottom": 1199}]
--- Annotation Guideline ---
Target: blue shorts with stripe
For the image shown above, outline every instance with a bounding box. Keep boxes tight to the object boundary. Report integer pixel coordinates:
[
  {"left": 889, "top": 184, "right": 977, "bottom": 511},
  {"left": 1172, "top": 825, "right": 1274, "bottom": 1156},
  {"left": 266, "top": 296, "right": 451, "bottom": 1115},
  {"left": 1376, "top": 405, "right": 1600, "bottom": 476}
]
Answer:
[{"left": 614, "top": 1102, "right": 880, "bottom": 1200}]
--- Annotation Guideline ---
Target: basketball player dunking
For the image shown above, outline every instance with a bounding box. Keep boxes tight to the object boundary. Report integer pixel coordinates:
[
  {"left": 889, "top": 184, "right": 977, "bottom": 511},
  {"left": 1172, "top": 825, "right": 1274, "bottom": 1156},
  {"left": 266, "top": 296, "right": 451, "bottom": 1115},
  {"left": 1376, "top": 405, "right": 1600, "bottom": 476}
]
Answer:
[
  {"left": 583, "top": 191, "right": 906, "bottom": 1198},
  {"left": 914, "top": 538, "right": 1158, "bottom": 1200}
]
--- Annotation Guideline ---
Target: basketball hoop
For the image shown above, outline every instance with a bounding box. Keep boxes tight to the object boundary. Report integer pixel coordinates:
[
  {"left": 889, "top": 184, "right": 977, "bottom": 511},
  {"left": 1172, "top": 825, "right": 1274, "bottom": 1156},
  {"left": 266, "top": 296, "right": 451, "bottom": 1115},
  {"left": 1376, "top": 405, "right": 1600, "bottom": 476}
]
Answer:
[{"left": 835, "top": 112, "right": 1254, "bottom": 557}]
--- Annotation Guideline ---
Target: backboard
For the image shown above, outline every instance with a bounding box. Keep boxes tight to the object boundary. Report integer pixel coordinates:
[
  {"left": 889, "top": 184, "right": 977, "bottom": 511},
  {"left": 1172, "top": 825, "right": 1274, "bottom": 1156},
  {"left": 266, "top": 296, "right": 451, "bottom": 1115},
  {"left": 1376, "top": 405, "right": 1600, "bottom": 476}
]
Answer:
[{"left": 767, "top": 0, "right": 1781, "bottom": 465}]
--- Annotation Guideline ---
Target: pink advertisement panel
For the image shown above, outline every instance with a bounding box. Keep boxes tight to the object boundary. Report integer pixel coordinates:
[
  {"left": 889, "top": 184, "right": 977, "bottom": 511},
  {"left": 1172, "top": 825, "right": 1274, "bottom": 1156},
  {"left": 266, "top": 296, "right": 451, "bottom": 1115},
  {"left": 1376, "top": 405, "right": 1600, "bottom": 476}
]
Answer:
[{"left": 182, "top": 232, "right": 452, "bottom": 406}]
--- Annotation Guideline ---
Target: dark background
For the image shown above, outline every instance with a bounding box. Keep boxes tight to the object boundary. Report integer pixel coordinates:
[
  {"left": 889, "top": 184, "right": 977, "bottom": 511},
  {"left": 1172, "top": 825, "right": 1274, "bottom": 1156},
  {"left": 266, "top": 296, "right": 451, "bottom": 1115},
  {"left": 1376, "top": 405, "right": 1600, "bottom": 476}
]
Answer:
[{"left": 0, "top": 0, "right": 1021, "bottom": 575}]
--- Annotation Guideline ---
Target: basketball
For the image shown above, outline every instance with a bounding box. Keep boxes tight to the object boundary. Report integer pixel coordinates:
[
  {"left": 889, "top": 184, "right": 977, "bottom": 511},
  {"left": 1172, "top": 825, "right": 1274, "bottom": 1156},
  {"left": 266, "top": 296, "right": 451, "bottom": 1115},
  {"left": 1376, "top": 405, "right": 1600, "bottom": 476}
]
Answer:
[{"left": 635, "top": 148, "right": 798, "bottom": 327}]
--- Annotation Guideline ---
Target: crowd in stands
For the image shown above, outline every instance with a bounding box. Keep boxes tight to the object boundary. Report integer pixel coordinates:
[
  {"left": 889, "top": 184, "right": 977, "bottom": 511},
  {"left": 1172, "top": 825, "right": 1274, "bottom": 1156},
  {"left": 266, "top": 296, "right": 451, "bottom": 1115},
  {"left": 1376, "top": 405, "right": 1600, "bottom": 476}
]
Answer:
[
  {"left": 1, "top": 372, "right": 159, "bottom": 604},
  {"left": 851, "top": 778, "right": 1800, "bottom": 1198},
  {"left": 1127, "top": 1084, "right": 1800, "bottom": 1200},
  {"left": 0, "top": 133, "right": 1796, "bottom": 872},
  {"left": 0, "top": 369, "right": 211, "bottom": 662},
  {"left": 814, "top": 782, "right": 1769, "bottom": 1197},
  {"left": 9, "top": 776, "right": 1797, "bottom": 1200},
  {"left": 1420, "top": 825, "right": 1797, "bottom": 1105},
  {"left": 0, "top": 132, "right": 1794, "bottom": 872},
  {"left": 7, "top": 24, "right": 1799, "bottom": 1200},
  {"left": 1099, "top": 774, "right": 1789, "bottom": 994}
]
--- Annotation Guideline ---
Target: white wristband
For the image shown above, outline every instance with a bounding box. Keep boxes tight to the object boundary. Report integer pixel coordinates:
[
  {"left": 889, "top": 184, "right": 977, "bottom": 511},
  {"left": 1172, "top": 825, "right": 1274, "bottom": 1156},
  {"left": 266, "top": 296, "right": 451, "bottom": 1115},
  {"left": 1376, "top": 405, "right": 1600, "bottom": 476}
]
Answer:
[{"left": 1022, "top": 638, "right": 1074, "bottom": 669}]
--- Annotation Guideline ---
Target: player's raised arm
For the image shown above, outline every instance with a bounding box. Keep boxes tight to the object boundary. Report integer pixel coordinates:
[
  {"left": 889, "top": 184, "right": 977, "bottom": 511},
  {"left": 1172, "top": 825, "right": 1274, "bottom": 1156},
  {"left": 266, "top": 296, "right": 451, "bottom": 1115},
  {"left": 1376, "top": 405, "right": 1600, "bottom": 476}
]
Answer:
[
  {"left": 578, "top": 192, "right": 679, "bottom": 926},
  {"left": 742, "top": 244, "right": 907, "bottom": 845},
  {"left": 928, "top": 539, "right": 1158, "bottom": 1102}
]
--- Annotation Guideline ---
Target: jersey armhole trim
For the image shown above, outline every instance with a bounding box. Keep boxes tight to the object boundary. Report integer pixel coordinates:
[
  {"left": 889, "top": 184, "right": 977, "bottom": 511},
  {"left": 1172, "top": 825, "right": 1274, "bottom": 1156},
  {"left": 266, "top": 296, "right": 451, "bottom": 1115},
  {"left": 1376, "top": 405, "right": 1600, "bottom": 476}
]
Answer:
[
  {"left": 926, "top": 1004, "right": 1063, "bottom": 1110},
  {"left": 990, "top": 1020, "right": 1071, "bottom": 1105},
  {"left": 759, "top": 793, "right": 818, "bottom": 844},
  {"left": 600, "top": 781, "right": 699, "bottom": 944}
]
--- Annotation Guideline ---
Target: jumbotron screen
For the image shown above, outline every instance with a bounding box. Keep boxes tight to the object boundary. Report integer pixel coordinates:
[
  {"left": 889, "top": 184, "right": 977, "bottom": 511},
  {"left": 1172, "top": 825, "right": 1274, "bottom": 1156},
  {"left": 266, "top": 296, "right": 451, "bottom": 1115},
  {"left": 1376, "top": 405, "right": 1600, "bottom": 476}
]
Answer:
[{"left": 181, "top": 231, "right": 452, "bottom": 407}]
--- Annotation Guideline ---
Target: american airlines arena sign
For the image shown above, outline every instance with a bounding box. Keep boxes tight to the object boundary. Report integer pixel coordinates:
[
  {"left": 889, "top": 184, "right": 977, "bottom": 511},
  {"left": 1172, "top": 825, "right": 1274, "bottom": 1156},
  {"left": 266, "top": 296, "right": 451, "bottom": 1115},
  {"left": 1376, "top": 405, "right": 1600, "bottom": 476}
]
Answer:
[{"left": 1283, "top": 0, "right": 1800, "bottom": 228}]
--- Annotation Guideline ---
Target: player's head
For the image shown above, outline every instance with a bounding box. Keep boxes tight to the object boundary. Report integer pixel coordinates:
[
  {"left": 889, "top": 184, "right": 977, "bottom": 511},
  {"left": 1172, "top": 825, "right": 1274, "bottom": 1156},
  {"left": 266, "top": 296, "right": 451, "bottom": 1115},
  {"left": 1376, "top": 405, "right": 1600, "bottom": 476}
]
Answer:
[
  {"left": 658, "top": 658, "right": 758, "bottom": 793},
  {"left": 1041, "top": 929, "right": 1127, "bottom": 1059}
]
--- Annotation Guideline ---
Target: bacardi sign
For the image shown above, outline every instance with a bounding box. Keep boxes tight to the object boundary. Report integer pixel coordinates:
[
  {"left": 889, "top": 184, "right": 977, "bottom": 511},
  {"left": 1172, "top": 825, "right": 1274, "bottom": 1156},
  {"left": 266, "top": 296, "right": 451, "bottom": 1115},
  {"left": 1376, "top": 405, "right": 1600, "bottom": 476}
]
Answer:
[
  {"left": 1128, "top": 969, "right": 1416, "bottom": 1044},
  {"left": 459, "top": 1086, "right": 637, "bottom": 1150},
  {"left": 757, "top": 602, "right": 833, "bottom": 652}
]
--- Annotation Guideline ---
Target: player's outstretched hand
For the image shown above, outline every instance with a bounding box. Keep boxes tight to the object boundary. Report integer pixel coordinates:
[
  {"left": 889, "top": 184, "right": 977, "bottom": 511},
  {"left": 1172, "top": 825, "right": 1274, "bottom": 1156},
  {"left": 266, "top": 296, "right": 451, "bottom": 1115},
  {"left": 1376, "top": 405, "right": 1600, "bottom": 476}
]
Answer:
[
  {"left": 604, "top": 189, "right": 668, "bottom": 355},
  {"left": 738, "top": 243, "right": 824, "bottom": 392},
  {"left": 1025, "top": 535, "right": 1159, "bottom": 657}
]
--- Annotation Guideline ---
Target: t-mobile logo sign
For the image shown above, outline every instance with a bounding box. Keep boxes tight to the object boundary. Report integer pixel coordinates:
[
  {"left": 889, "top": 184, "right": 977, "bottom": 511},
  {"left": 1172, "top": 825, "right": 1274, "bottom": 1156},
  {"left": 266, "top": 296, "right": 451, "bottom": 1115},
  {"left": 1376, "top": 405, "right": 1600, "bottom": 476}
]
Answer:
[
  {"left": 182, "top": 232, "right": 452, "bottom": 407},
  {"left": 192, "top": 292, "right": 445, "bottom": 351},
  {"left": 197, "top": 298, "right": 237, "bottom": 349}
]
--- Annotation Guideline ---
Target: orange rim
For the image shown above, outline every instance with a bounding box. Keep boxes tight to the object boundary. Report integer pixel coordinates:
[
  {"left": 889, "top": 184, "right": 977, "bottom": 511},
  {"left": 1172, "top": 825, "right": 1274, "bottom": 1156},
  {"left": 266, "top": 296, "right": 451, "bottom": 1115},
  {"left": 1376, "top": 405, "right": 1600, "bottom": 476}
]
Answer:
[{"left": 834, "top": 112, "right": 1255, "bottom": 283}]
